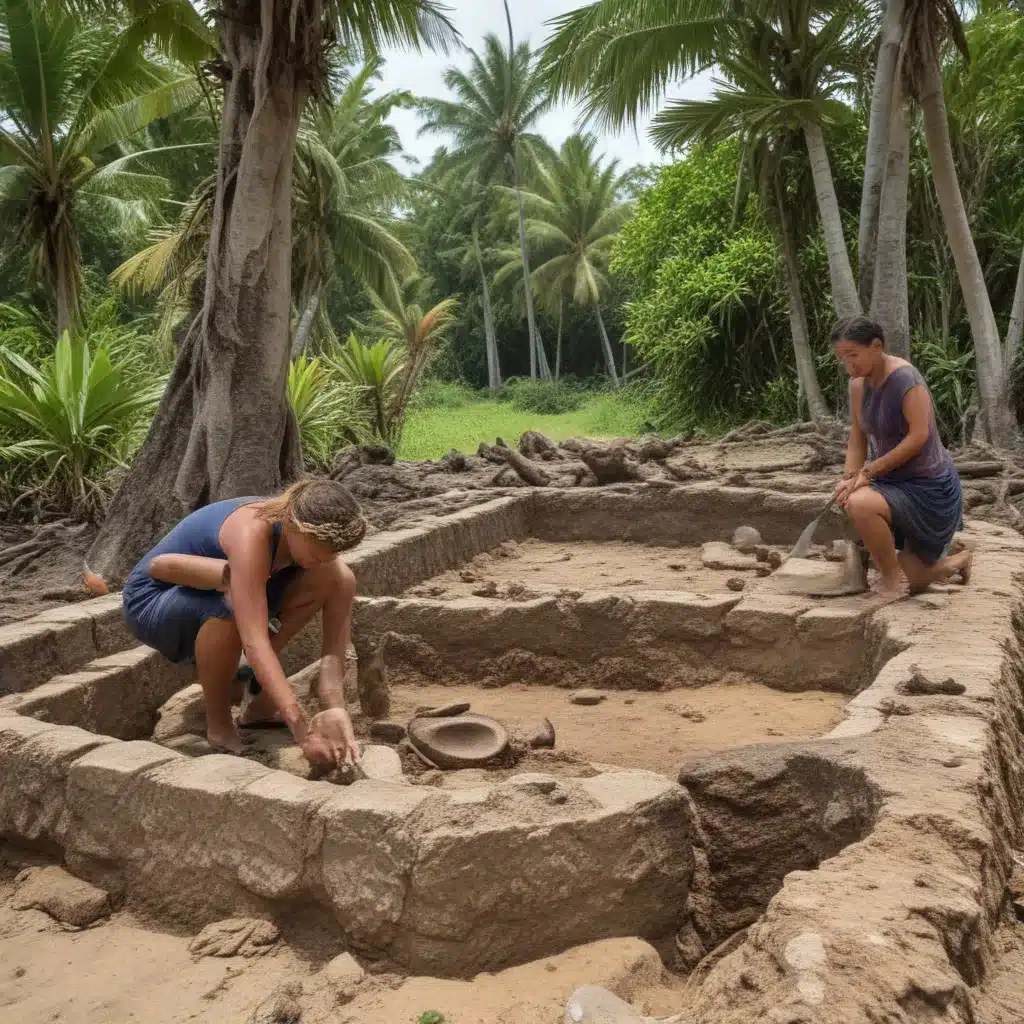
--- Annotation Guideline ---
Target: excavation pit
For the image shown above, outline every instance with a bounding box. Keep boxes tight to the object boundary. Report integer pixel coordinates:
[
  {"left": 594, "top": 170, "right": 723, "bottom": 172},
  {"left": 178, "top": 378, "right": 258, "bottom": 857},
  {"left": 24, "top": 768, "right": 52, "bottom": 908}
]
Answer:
[{"left": 2, "top": 483, "right": 1020, "bottom": 1010}]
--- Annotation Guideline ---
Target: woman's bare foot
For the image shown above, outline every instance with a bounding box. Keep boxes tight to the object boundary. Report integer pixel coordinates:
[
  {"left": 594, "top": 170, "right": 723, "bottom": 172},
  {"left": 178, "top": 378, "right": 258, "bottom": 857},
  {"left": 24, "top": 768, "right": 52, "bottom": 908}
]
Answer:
[
  {"left": 206, "top": 725, "right": 249, "bottom": 755},
  {"left": 948, "top": 548, "right": 973, "bottom": 585}
]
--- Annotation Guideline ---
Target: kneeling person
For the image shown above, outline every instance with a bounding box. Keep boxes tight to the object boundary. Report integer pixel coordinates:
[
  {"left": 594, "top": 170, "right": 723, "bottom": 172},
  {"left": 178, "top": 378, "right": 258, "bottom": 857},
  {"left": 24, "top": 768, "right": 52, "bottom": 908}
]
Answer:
[{"left": 122, "top": 478, "right": 365, "bottom": 767}]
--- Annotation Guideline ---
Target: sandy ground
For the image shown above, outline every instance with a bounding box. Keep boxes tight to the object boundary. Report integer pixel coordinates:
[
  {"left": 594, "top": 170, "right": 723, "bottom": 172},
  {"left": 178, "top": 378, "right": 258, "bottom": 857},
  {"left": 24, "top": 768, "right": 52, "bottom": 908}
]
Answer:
[
  {"left": 0, "top": 856, "right": 691, "bottom": 1024},
  {"left": 387, "top": 681, "right": 848, "bottom": 778},
  {"left": 219, "top": 680, "right": 849, "bottom": 782},
  {"left": 405, "top": 539, "right": 781, "bottom": 599}
]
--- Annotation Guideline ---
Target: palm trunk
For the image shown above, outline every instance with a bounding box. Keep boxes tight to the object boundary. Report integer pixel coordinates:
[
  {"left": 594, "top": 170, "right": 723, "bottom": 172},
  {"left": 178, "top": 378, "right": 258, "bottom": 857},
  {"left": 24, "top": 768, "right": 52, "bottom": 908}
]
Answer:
[
  {"left": 919, "top": 44, "right": 1015, "bottom": 447},
  {"left": 511, "top": 154, "right": 550, "bottom": 380},
  {"left": 86, "top": 1, "right": 306, "bottom": 582},
  {"left": 803, "top": 120, "right": 861, "bottom": 320},
  {"left": 777, "top": 191, "right": 829, "bottom": 422},
  {"left": 54, "top": 245, "right": 77, "bottom": 338},
  {"left": 870, "top": 96, "right": 911, "bottom": 359},
  {"left": 555, "top": 297, "right": 563, "bottom": 383},
  {"left": 1003, "top": 242, "right": 1024, "bottom": 383},
  {"left": 594, "top": 304, "right": 620, "bottom": 387},
  {"left": 291, "top": 292, "right": 319, "bottom": 357},
  {"left": 858, "top": 0, "right": 905, "bottom": 308},
  {"left": 621, "top": 334, "right": 628, "bottom": 379},
  {"left": 473, "top": 223, "right": 501, "bottom": 391}
]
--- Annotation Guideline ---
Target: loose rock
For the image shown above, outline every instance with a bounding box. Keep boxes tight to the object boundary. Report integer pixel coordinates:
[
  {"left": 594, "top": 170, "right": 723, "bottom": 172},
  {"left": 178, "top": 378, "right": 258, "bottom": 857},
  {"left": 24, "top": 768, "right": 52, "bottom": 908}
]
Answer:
[
  {"left": 898, "top": 667, "right": 966, "bottom": 696},
  {"left": 570, "top": 689, "right": 606, "bottom": 706},
  {"left": 726, "top": 577, "right": 746, "bottom": 592},
  {"left": 700, "top": 541, "right": 759, "bottom": 571},
  {"left": 12, "top": 866, "right": 110, "bottom": 928},
  {"left": 358, "top": 744, "right": 405, "bottom": 782},
  {"left": 526, "top": 718, "right": 556, "bottom": 749},
  {"left": 189, "top": 918, "right": 280, "bottom": 959},
  {"left": 731, "top": 526, "right": 762, "bottom": 553},
  {"left": 320, "top": 952, "right": 365, "bottom": 1003},
  {"left": 766, "top": 550, "right": 785, "bottom": 569},
  {"left": 674, "top": 919, "right": 706, "bottom": 970},
  {"left": 564, "top": 985, "right": 645, "bottom": 1023}
]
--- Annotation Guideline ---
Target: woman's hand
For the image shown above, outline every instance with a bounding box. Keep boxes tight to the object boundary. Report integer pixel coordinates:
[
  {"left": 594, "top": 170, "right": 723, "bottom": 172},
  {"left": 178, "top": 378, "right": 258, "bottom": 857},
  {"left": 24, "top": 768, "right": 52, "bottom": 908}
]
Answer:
[
  {"left": 305, "top": 708, "right": 360, "bottom": 767},
  {"left": 835, "top": 470, "right": 870, "bottom": 509}
]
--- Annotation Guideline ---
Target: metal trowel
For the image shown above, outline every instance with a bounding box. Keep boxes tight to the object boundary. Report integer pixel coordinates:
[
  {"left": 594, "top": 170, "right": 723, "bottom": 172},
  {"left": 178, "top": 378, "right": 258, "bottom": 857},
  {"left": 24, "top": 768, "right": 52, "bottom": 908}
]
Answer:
[{"left": 789, "top": 494, "right": 838, "bottom": 559}]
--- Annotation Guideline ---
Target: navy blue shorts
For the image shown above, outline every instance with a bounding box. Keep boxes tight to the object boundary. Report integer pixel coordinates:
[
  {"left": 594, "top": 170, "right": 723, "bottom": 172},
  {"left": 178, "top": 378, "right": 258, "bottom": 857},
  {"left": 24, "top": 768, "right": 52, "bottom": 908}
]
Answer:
[{"left": 123, "top": 567, "right": 302, "bottom": 664}]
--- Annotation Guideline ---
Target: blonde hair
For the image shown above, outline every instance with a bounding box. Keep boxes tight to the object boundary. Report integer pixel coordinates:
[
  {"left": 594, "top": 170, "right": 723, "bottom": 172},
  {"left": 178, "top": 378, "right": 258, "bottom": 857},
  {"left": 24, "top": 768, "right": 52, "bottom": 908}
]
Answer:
[{"left": 258, "top": 478, "right": 366, "bottom": 552}]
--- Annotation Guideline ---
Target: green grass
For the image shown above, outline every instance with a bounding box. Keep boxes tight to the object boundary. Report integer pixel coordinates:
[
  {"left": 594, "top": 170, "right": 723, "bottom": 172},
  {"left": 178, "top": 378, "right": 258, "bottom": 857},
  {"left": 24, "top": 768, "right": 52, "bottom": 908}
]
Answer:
[{"left": 397, "top": 392, "right": 654, "bottom": 461}]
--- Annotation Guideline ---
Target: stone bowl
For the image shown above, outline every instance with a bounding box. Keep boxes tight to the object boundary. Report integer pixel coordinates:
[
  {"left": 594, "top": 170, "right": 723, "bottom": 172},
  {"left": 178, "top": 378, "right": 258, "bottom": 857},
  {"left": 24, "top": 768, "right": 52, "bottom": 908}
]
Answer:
[{"left": 407, "top": 713, "right": 510, "bottom": 770}]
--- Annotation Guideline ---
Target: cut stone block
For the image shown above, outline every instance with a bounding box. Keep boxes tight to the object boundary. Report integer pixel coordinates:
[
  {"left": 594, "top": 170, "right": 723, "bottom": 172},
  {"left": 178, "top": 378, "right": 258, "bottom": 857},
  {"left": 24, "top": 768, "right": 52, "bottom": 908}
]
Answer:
[
  {"left": 13, "top": 865, "right": 111, "bottom": 928},
  {"left": 700, "top": 542, "right": 759, "bottom": 571},
  {"left": 318, "top": 782, "right": 436, "bottom": 948},
  {"left": 0, "top": 723, "right": 115, "bottom": 844}
]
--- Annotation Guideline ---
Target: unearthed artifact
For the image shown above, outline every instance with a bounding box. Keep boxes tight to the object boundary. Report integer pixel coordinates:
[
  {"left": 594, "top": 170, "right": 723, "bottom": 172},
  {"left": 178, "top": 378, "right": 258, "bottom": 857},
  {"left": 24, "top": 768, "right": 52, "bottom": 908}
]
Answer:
[
  {"left": 731, "top": 525, "right": 762, "bottom": 553},
  {"left": 407, "top": 712, "right": 510, "bottom": 769}
]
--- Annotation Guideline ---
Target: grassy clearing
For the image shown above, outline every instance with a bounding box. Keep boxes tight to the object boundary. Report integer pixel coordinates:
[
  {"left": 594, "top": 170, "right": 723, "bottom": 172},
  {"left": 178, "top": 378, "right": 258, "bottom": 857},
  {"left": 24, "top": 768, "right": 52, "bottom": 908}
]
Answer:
[{"left": 398, "top": 392, "right": 654, "bottom": 461}]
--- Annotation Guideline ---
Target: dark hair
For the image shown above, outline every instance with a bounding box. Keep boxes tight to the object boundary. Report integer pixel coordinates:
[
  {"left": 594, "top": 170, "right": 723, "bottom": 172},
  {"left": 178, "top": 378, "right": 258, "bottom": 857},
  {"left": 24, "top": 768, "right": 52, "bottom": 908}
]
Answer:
[
  {"left": 830, "top": 315, "right": 885, "bottom": 348},
  {"left": 257, "top": 478, "right": 366, "bottom": 551}
]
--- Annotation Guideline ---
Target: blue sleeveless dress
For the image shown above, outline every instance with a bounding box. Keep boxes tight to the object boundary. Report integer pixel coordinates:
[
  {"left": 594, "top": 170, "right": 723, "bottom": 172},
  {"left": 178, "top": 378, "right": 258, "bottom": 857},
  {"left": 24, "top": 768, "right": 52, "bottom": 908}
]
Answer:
[
  {"left": 860, "top": 365, "right": 963, "bottom": 564},
  {"left": 122, "top": 497, "right": 301, "bottom": 663}
]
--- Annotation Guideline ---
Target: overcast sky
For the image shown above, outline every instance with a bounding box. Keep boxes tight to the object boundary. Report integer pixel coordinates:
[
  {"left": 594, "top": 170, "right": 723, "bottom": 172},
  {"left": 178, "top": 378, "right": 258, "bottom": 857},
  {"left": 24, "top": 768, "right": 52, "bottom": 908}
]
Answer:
[{"left": 376, "top": 0, "right": 715, "bottom": 172}]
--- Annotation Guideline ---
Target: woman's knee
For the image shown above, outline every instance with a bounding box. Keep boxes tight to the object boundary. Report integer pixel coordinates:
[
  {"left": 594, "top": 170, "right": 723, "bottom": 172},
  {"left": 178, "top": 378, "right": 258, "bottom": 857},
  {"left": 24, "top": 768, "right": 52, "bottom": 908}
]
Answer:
[{"left": 845, "top": 488, "right": 885, "bottom": 524}]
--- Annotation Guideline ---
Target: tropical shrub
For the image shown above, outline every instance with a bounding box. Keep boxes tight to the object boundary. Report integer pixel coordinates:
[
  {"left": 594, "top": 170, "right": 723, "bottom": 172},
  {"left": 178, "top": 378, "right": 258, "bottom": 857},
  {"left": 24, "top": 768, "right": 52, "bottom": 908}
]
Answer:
[
  {"left": 287, "top": 355, "right": 364, "bottom": 470},
  {"left": 0, "top": 331, "right": 164, "bottom": 512}
]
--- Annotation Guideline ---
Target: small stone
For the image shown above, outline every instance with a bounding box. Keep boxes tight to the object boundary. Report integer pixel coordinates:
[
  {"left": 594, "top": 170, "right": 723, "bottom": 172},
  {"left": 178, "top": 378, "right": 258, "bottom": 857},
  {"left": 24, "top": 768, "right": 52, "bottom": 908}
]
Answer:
[
  {"left": 726, "top": 577, "right": 746, "bottom": 592},
  {"left": 549, "top": 791, "right": 568, "bottom": 805},
  {"left": 725, "top": 472, "right": 749, "bottom": 487},
  {"left": 358, "top": 744, "right": 405, "bottom": 782},
  {"left": 564, "top": 985, "right": 646, "bottom": 1024},
  {"left": 678, "top": 706, "right": 707, "bottom": 723},
  {"left": 416, "top": 701, "right": 471, "bottom": 718},
  {"left": 754, "top": 545, "right": 772, "bottom": 562},
  {"left": 731, "top": 526, "right": 762, "bottom": 554},
  {"left": 898, "top": 667, "right": 966, "bottom": 696},
  {"left": 459, "top": 570, "right": 479, "bottom": 583},
  {"left": 472, "top": 581, "right": 499, "bottom": 598},
  {"left": 526, "top": 718, "right": 556, "bottom": 749},
  {"left": 943, "top": 757, "right": 964, "bottom": 768},
  {"left": 624, "top": 698, "right": 636, "bottom": 705},
  {"left": 369, "top": 720, "right": 406, "bottom": 744},
  {"left": 12, "top": 867, "right": 110, "bottom": 929},
  {"left": 320, "top": 952, "right": 365, "bottom": 1003},
  {"left": 700, "top": 542, "right": 758, "bottom": 571},
  {"left": 570, "top": 689, "right": 606, "bottom": 706},
  {"left": 190, "top": 918, "right": 280, "bottom": 959},
  {"left": 666, "top": 563, "right": 684, "bottom": 571},
  {"left": 767, "top": 550, "right": 785, "bottom": 569}
]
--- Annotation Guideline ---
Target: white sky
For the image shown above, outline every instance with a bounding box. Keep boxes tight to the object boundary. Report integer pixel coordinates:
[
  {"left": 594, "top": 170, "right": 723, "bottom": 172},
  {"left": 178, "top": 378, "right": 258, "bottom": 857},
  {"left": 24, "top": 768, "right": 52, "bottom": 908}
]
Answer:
[{"left": 376, "top": 0, "right": 716, "bottom": 171}]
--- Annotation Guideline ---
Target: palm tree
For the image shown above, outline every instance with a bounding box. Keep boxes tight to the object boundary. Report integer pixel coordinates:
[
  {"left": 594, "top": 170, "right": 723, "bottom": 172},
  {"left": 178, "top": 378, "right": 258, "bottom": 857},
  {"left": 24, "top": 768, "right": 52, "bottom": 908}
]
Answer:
[
  {"left": 419, "top": 33, "right": 554, "bottom": 380},
  {"left": 543, "top": 0, "right": 869, "bottom": 324},
  {"left": 366, "top": 275, "right": 459, "bottom": 444},
  {"left": 87, "top": 0, "right": 457, "bottom": 583},
  {"left": 493, "top": 134, "right": 632, "bottom": 386},
  {"left": 0, "top": 0, "right": 210, "bottom": 334},
  {"left": 291, "top": 58, "right": 417, "bottom": 355},
  {"left": 901, "top": 0, "right": 1015, "bottom": 446}
]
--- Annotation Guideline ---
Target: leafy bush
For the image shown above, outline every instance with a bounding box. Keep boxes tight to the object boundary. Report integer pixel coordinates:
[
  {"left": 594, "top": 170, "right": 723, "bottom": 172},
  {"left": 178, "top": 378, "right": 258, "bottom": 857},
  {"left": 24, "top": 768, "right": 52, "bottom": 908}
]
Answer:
[
  {"left": 914, "top": 332, "right": 976, "bottom": 446},
  {"left": 329, "top": 331, "right": 407, "bottom": 445},
  {"left": 0, "top": 330, "right": 164, "bottom": 512},
  {"left": 287, "top": 355, "right": 364, "bottom": 470},
  {"left": 497, "top": 377, "right": 589, "bottom": 414},
  {"left": 410, "top": 377, "right": 477, "bottom": 409}
]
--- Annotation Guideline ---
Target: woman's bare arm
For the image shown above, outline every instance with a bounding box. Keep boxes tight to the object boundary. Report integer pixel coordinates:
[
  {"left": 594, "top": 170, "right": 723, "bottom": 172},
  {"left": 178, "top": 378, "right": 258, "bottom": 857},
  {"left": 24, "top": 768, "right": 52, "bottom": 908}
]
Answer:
[
  {"left": 864, "top": 385, "right": 931, "bottom": 478},
  {"left": 219, "top": 517, "right": 306, "bottom": 744},
  {"left": 843, "top": 378, "right": 867, "bottom": 478},
  {"left": 317, "top": 561, "right": 357, "bottom": 711},
  {"left": 148, "top": 554, "right": 230, "bottom": 591}
]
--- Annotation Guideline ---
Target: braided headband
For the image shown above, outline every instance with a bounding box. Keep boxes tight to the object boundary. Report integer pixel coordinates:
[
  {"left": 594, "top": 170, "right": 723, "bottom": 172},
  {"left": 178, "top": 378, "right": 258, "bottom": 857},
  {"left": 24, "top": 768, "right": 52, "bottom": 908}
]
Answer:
[{"left": 291, "top": 513, "right": 367, "bottom": 551}]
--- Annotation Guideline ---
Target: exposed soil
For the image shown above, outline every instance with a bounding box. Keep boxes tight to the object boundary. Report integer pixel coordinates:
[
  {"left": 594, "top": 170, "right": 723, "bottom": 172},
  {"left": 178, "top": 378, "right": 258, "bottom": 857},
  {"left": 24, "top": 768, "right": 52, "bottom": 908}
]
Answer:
[
  {"left": 388, "top": 681, "right": 848, "bottom": 779},
  {"left": 0, "top": 856, "right": 690, "bottom": 1024},
  {"left": 405, "top": 539, "right": 781, "bottom": 599}
]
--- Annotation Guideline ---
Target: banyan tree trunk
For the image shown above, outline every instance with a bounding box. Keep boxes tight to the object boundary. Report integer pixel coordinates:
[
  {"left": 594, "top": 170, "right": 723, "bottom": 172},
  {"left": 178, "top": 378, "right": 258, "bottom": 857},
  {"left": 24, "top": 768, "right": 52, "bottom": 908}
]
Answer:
[{"left": 86, "top": 0, "right": 305, "bottom": 584}]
